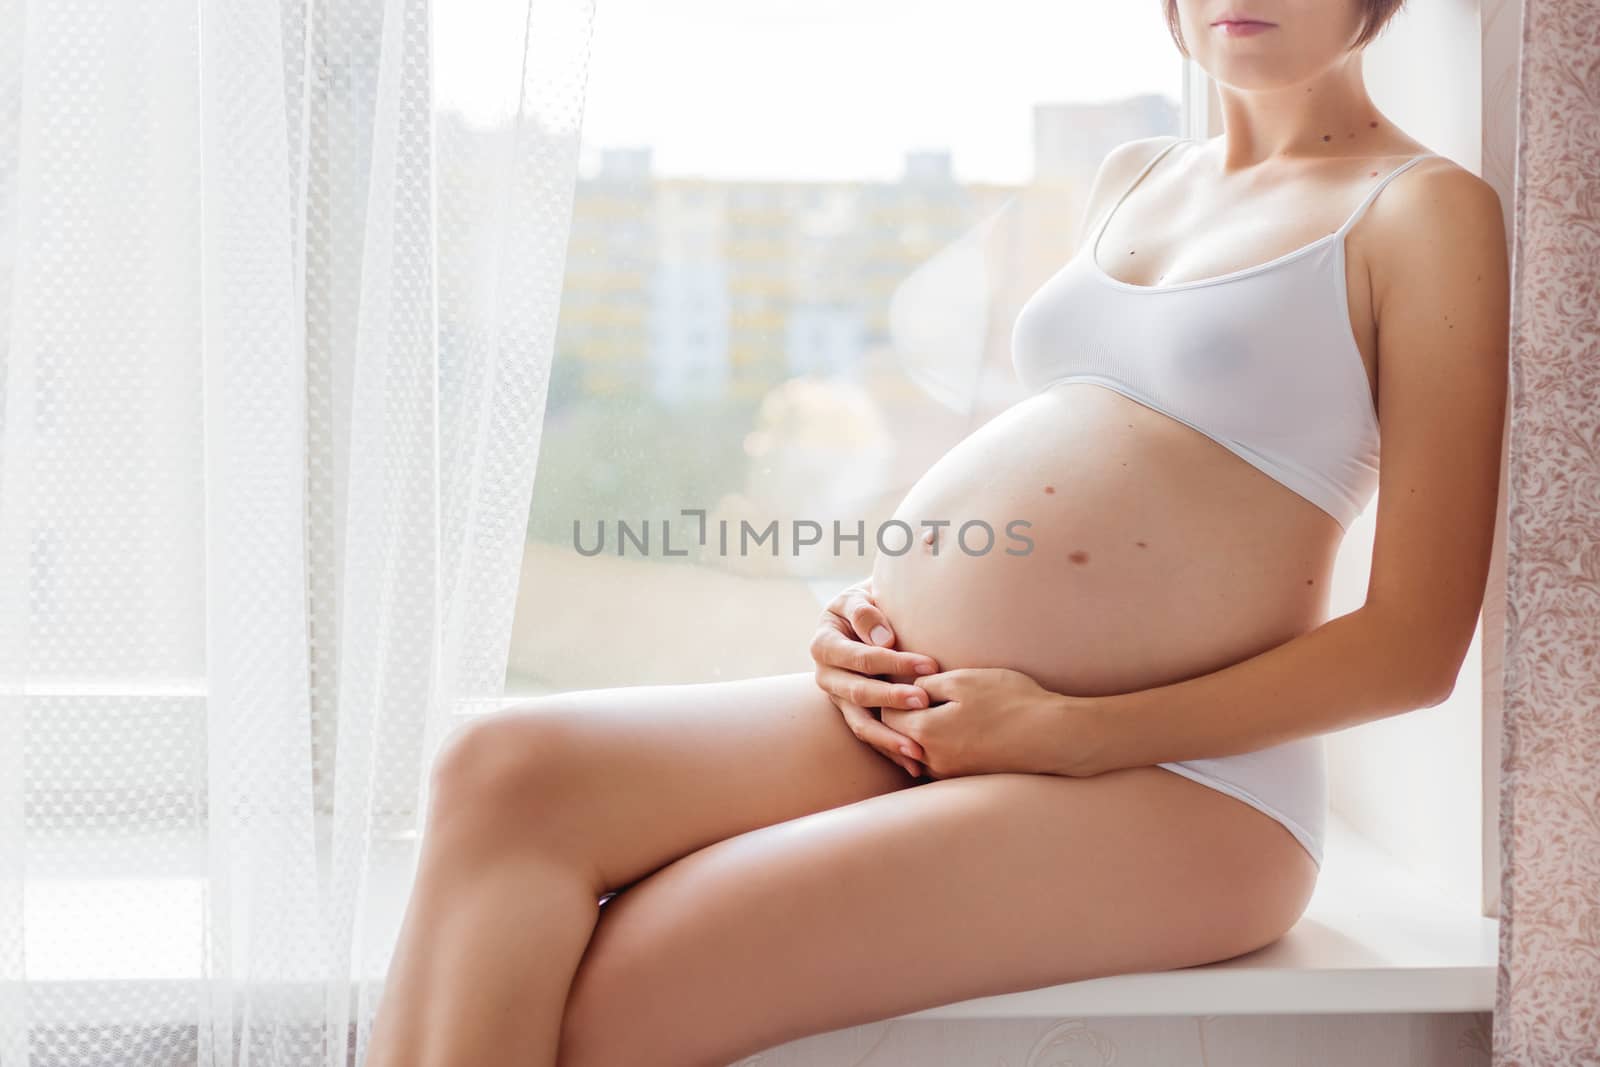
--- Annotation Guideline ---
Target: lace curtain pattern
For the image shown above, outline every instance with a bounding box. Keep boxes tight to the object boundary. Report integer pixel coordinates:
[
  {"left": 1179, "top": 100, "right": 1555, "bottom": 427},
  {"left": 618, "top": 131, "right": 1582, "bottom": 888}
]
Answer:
[
  {"left": 0, "top": 1, "right": 594, "bottom": 1063},
  {"left": 1493, "top": 0, "right": 1600, "bottom": 1061}
]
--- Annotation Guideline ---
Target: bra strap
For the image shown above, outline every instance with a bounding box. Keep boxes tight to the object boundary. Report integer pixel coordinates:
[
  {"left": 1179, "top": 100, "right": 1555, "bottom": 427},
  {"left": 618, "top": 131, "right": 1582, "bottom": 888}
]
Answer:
[
  {"left": 1332, "top": 152, "right": 1438, "bottom": 239},
  {"left": 1092, "top": 136, "right": 1191, "bottom": 251}
]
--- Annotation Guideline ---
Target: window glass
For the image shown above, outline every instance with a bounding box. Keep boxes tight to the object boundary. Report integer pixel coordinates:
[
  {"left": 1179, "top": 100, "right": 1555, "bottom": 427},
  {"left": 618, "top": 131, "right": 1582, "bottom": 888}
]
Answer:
[{"left": 505, "top": 1, "right": 1184, "bottom": 694}]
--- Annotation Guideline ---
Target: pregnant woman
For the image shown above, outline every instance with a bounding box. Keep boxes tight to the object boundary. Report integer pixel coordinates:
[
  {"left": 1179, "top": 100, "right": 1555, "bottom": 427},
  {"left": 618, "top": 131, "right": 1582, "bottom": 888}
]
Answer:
[{"left": 368, "top": 2, "right": 1508, "bottom": 1064}]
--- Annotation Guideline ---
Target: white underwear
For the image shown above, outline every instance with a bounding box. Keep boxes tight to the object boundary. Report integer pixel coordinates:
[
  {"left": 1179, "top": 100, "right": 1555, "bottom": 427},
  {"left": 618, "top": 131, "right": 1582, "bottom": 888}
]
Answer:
[{"left": 1156, "top": 734, "right": 1327, "bottom": 869}]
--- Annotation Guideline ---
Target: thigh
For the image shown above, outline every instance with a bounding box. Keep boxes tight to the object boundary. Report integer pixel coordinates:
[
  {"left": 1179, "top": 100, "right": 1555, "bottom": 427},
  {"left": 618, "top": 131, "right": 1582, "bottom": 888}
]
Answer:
[
  {"left": 557, "top": 764, "right": 1319, "bottom": 1067},
  {"left": 446, "top": 671, "right": 918, "bottom": 894}
]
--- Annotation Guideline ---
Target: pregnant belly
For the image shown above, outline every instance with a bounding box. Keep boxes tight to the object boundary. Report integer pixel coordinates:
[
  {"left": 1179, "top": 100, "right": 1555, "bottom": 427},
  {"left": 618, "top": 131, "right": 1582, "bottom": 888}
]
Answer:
[{"left": 869, "top": 382, "right": 1343, "bottom": 697}]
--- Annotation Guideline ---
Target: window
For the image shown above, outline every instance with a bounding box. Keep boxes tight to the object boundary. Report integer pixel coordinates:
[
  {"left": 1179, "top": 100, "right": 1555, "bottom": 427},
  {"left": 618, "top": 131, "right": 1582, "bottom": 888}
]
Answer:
[{"left": 507, "top": 1, "right": 1186, "bottom": 694}]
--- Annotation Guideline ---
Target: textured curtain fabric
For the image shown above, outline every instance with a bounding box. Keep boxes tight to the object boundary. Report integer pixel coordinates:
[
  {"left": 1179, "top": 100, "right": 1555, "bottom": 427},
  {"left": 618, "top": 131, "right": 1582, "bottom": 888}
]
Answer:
[
  {"left": 0, "top": 1, "right": 593, "bottom": 1064},
  {"left": 1495, "top": 0, "right": 1600, "bottom": 1061}
]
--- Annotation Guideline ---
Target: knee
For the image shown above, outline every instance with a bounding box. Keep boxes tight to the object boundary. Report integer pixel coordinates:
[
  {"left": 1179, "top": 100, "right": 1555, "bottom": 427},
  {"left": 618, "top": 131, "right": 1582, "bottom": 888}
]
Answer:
[{"left": 425, "top": 704, "right": 581, "bottom": 838}]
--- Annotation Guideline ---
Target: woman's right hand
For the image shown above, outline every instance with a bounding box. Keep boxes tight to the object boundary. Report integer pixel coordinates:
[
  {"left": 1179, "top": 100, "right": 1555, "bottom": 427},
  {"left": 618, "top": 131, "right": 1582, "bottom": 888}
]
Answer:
[{"left": 809, "top": 578, "right": 940, "bottom": 778}]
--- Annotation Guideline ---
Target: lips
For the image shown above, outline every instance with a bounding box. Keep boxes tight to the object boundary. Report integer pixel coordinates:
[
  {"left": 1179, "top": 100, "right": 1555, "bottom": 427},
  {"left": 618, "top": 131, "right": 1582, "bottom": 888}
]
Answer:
[
  {"left": 1212, "top": 17, "right": 1276, "bottom": 36},
  {"left": 1212, "top": 12, "right": 1275, "bottom": 25}
]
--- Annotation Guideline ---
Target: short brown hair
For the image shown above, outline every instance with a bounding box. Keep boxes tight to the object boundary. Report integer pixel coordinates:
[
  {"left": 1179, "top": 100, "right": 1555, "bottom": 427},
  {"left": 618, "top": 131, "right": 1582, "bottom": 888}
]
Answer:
[{"left": 1162, "top": 0, "right": 1409, "bottom": 57}]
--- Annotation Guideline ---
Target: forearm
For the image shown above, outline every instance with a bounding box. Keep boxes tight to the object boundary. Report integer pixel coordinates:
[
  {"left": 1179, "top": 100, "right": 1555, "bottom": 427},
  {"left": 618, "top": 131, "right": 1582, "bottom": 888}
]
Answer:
[{"left": 1055, "top": 606, "right": 1454, "bottom": 777}]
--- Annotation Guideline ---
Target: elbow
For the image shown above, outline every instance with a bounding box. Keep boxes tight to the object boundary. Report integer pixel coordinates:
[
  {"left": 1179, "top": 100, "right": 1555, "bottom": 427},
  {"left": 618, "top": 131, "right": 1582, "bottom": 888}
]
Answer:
[
  {"left": 1416, "top": 666, "right": 1459, "bottom": 708},
  {"left": 1412, "top": 647, "right": 1470, "bottom": 708},
  {"left": 1365, "top": 607, "right": 1469, "bottom": 710}
]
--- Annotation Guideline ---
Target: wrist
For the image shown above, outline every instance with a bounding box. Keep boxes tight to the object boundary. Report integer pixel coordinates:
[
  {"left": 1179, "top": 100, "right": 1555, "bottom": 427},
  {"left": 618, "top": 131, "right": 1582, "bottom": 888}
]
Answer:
[{"left": 1043, "top": 692, "right": 1117, "bottom": 777}]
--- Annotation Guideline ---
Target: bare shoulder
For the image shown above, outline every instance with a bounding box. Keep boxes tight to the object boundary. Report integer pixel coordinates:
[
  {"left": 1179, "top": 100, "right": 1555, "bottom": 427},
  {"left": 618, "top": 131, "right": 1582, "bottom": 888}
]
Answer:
[
  {"left": 1364, "top": 154, "right": 1509, "bottom": 315},
  {"left": 1365, "top": 151, "right": 1509, "bottom": 441},
  {"left": 1078, "top": 135, "right": 1187, "bottom": 230},
  {"left": 1098, "top": 134, "right": 1188, "bottom": 179}
]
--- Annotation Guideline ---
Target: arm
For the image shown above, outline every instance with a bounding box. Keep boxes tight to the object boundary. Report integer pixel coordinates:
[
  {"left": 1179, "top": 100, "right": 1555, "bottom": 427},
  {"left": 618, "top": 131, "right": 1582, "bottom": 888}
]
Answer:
[{"left": 1058, "top": 162, "right": 1511, "bottom": 779}]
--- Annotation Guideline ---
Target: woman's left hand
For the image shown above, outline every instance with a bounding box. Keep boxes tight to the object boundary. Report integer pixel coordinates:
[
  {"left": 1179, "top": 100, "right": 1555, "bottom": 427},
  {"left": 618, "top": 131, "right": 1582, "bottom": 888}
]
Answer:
[{"left": 881, "top": 666, "right": 1081, "bottom": 779}]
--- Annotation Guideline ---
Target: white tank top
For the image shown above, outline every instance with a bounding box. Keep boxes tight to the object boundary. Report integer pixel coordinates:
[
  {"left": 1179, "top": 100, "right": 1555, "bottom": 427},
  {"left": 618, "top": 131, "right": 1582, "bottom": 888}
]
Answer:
[{"left": 1011, "top": 137, "right": 1437, "bottom": 531}]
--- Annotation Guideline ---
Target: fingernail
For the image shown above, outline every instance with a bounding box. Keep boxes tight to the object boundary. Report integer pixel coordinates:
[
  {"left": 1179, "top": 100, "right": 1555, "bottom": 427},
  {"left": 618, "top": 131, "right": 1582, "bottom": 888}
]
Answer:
[
  {"left": 900, "top": 744, "right": 916, "bottom": 760},
  {"left": 870, "top": 626, "right": 892, "bottom": 646},
  {"left": 914, "top": 661, "right": 936, "bottom": 675},
  {"left": 905, "top": 691, "right": 925, "bottom": 708}
]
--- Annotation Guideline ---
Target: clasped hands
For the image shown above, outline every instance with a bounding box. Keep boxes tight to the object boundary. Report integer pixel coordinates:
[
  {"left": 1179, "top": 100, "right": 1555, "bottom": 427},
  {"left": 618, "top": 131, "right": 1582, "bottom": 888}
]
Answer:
[{"left": 809, "top": 578, "right": 1098, "bottom": 780}]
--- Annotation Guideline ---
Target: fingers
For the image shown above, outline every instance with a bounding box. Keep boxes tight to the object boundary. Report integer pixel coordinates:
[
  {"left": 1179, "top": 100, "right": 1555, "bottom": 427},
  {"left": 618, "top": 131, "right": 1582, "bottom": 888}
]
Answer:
[
  {"left": 830, "top": 584, "right": 895, "bottom": 647},
  {"left": 844, "top": 588, "right": 896, "bottom": 646},
  {"left": 912, "top": 668, "right": 971, "bottom": 703},
  {"left": 881, "top": 704, "right": 954, "bottom": 780},
  {"left": 809, "top": 624, "right": 938, "bottom": 680},
  {"left": 835, "top": 699, "right": 925, "bottom": 778},
  {"left": 814, "top": 664, "right": 929, "bottom": 711}
]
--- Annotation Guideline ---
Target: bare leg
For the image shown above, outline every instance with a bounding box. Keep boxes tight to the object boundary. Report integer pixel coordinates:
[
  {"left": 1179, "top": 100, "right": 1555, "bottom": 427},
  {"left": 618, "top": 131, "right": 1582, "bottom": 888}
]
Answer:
[
  {"left": 364, "top": 671, "right": 916, "bottom": 1067},
  {"left": 555, "top": 763, "right": 1319, "bottom": 1067}
]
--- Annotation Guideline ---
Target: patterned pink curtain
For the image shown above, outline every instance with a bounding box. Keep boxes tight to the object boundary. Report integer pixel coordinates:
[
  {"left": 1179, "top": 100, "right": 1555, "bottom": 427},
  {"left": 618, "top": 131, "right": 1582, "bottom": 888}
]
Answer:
[{"left": 1493, "top": 0, "right": 1600, "bottom": 1062}]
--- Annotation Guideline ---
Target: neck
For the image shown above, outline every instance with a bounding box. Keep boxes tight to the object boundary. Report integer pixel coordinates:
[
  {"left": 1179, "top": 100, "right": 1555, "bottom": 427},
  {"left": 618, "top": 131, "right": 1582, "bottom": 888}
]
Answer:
[{"left": 1210, "top": 59, "right": 1392, "bottom": 170}]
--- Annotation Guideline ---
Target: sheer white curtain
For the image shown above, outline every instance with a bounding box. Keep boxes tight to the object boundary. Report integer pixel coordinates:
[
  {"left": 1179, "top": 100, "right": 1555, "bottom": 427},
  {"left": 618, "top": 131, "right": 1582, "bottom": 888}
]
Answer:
[{"left": 0, "top": 1, "right": 593, "bottom": 1064}]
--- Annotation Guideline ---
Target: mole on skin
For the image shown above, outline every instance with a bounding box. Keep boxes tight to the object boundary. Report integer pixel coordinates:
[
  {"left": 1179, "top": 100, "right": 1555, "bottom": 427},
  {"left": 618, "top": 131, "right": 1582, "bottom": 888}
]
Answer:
[
  {"left": 1043, "top": 486, "right": 1055, "bottom": 494},
  {"left": 1068, "top": 549, "right": 1090, "bottom": 565}
]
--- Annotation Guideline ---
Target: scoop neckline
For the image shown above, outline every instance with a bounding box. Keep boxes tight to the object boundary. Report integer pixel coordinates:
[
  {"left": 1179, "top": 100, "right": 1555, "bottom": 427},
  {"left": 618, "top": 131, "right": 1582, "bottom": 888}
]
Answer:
[
  {"left": 1088, "top": 230, "right": 1341, "bottom": 293},
  {"left": 1086, "top": 139, "right": 1436, "bottom": 294}
]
